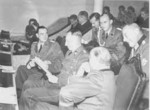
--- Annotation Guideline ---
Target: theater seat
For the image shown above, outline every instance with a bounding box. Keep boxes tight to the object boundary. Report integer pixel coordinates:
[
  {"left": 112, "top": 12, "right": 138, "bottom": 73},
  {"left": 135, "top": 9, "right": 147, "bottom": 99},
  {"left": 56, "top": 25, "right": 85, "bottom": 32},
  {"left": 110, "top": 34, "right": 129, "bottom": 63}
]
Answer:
[{"left": 113, "top": 54, "right": 146, "bottom": 110}]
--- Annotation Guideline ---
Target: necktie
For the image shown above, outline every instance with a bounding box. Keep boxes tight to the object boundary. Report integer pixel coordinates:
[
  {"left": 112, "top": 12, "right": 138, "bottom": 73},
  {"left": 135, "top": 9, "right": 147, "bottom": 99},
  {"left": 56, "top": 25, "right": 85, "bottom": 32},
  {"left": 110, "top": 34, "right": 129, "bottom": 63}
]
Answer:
[
  {"left": 105, "top": 33, "right": 108, "bottom": 39},
  {"left": 39, "top": 44, "right": 42, "bottom": 52}
]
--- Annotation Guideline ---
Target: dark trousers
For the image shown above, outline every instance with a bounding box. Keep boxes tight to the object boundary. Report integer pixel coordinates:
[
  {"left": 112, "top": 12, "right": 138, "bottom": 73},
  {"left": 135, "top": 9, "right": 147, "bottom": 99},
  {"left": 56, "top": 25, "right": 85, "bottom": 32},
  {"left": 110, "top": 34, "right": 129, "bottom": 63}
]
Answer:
[
  {"left": 15, "top": 65, "right": 43, "bottom": 98},
  {"left": 19, "top": 73, "right": 60, "bottom": 110}
]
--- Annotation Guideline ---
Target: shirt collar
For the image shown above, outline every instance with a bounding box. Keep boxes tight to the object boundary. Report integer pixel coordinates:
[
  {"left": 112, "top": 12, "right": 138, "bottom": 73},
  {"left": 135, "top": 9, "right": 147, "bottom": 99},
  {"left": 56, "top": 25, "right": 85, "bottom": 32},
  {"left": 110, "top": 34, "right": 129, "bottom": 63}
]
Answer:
[{"left": 105, "top": 26, "right": 112, "bottom": 35}]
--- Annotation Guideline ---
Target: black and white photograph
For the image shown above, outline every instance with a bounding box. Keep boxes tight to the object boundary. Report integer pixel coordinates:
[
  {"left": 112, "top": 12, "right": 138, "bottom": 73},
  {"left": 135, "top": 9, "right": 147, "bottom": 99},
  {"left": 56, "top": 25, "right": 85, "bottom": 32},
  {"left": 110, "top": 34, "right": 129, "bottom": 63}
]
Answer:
[{"left": 0, "top": 0, "right": 149, "bottom": 110}]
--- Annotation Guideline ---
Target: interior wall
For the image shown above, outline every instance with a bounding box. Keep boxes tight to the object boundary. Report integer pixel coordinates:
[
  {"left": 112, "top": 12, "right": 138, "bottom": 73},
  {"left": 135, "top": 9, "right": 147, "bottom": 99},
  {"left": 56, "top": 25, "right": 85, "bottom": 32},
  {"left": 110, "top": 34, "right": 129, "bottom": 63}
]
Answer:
[
  {"left": 103, "top": 0, "right": 148, "bottom": 18},
  {"left": 0, "top": 0, "right": 93, "bottom": 36},
  {"left": 0, "top": 0, "right": 148, "bottom": 36}
]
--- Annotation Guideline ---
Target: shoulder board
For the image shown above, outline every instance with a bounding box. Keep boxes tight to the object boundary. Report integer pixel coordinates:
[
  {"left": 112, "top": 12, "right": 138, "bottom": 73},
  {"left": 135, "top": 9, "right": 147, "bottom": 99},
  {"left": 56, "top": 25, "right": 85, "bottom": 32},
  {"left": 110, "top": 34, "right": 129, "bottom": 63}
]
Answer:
[{"left": 83, "top": 50, "right": 87, "bottom": 53}]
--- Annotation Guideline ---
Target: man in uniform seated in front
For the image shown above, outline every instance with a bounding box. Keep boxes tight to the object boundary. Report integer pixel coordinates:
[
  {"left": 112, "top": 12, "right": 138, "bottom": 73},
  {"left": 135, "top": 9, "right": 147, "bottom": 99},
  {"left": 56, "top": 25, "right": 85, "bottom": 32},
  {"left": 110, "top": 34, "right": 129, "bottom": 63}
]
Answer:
[
  {"left": 33, "top": 47, "right": 116, "bottom": 110},
  {"left": 122, "top": 23, "right": 149, "bottom": 109},
  {"left": 15, "top": 26, "right": 64, "bottom": 99},
  {"left": 19, "top": 29, "right": 89, "bottom": 110}
]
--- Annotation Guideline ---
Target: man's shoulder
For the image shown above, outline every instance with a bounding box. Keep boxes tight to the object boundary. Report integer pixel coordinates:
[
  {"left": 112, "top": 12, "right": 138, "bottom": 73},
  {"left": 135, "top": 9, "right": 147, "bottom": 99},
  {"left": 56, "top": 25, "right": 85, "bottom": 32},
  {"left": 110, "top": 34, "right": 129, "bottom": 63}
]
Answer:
[
  {"left": 110, "top": 27, "right": 122, "bottom": 39},
  {"left": 113, "top": 27, "right": 122, "bottom": 35}
]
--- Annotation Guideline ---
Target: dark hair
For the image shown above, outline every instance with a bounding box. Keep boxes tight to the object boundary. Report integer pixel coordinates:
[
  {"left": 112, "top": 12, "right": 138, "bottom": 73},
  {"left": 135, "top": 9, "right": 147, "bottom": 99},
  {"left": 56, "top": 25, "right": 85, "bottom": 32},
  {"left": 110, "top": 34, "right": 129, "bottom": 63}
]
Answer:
[
  {"left": 128, "top": 6, "right": 135, "bottom": 12},
  {"left": 37, "top": 26, "right": 47, "bottom": 33},
  {"left": 78, "top": 11, "right": 88, "bottom": 19},
  {"left": 89, "top": 12, "right": 101, "bottom": 20},
  {"left": 119, "top": 5, "right": 125, "bottom": 10},
  {"left": 69, "top": 14, "right": 78, "bottom": 20},
  {"left": 141, "top": 7, "right": 149, "bottom": 14},
  {"left": 103, "top": 6, "right": 110, "bottom": 12},
  {"left": 68, "top": 29, "right": 82, "bottom": 37},
  {"left": 101, "top": 13, "right": 113, "bottom": 21},
  {"left": 29, "top": 18, "right": 37, "bottom": 24}
]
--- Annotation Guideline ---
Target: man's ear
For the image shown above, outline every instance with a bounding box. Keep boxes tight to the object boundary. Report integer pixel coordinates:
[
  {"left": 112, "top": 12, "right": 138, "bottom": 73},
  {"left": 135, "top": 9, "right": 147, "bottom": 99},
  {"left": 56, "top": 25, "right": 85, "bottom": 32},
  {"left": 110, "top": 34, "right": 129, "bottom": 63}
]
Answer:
[{"left": 110, "top": 19, "right": 113, "bottom": 25}]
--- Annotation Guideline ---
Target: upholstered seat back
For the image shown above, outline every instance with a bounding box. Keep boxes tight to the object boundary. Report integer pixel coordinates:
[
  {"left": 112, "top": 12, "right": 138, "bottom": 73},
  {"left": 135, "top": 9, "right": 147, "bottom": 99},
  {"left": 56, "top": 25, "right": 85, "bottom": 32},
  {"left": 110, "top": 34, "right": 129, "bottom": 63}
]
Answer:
[
  {"left": 114, "top": 64, "right": 139, "bottom": 110},
  {"left": 114, "top": 54, "right": 146, "bottom": 110}
]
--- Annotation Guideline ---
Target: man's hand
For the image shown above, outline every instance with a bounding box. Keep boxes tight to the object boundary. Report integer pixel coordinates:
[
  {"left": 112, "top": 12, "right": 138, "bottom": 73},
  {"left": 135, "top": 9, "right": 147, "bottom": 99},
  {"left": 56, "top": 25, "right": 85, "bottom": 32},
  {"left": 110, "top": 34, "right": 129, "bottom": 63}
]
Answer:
[
  {"left": 26, "top": 59, "right": 36, "bottom": 69},
  {"left": 76, "top": 62, "right": 90, "bottom": 77},
  {"left": 38, "top": 60, "right": 51, "bottom": 70},
  {"left": 46, "top": 73, "right": 58, "bottom": 83}
]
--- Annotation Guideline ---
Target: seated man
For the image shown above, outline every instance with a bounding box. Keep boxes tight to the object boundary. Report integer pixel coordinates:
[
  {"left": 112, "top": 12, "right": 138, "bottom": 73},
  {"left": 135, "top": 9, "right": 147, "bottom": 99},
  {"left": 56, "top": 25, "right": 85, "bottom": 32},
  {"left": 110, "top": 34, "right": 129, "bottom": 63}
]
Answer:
[
  {"left": 15, "top": 26, "right": 64, "bottom": 98},
  {"left": 33, "top": 47, "right": 116, "bottom": 110},
  {"left": 100, "top": 13, "right": 127, "bottom": 74},
  {"left": 122, "top": 23, "right": 149, "bottom": 109},
  {"left": 78, "top": 11, "right": 92, "bottom": 35},
  {"left": 19, "top": 30, "right": 89, "bottom": 110}
]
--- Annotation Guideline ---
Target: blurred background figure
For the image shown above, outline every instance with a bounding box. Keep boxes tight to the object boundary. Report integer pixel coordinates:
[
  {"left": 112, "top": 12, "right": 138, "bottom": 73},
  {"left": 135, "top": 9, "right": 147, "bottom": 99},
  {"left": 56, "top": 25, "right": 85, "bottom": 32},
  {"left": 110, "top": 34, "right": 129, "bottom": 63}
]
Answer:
[
  {"left": 25, "top": 18, "right": 39, "bottom": 44},
  {"left": 103, "top": 6, "right": 115, "bottom": 22},
  {"left": 78, "top": 11, "right": 92, "bottom": 35},
  {"left": 126, "top": 6, "right": 136, "bottom": 24},
  {"left": 117, "top": 5, "right": 127, "bottom": 27},
  {"left": 136, "top": 7, "right": 149, "bottom": 28},
  {"left": 68, "top": 14, "right": 81, "bottom": 32}
]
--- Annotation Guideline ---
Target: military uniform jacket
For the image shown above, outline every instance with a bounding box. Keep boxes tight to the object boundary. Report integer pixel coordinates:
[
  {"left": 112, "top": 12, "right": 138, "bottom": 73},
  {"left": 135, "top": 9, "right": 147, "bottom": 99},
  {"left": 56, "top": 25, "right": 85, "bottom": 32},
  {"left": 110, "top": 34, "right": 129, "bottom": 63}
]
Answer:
[
  {"left": 58, "top": 46, "right": 89, "bottom": 87},
  {"left": 30, "top": 40, "right": 64, "bottom": 74},
  {"left": 134, "top": 35, "right": 149, "bottom": 78}
]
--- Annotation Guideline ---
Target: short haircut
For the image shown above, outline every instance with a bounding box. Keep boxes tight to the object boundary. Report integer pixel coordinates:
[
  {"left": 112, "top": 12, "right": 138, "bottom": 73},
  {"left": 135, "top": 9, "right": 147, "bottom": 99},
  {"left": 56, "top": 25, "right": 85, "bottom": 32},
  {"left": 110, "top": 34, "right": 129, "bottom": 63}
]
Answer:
[
  {"left": 119, "top": 5, "right": 125, "bottom": 10},
  {"left": 78, "top": 11, "right": 88, "bottom": 19},
  {"left": 37, "top": 26, "right": 47, "bottom": 33},
  {"left": 89, "top": 12, "right": 101, "bottom": 20},
  {"left": 69, "top": 14, "right": 78, "bottom": 20},
  {"left": 29, "top": 18, "right": 37, "bottom": 24},
  {"left": 101, "top": 13, "right": 113, "bottom": 21},
  {"left": 69, "top": 29, "right": 82, "bottom": 37},
  {"left": 90, "top": 47, "right": 111, "bottom": 66},
  {"left": 128, "top": 6, "right": 135, "bottom": 12},
  {"left": 141, "top": 7, "right": 149, "bottom": 14}
]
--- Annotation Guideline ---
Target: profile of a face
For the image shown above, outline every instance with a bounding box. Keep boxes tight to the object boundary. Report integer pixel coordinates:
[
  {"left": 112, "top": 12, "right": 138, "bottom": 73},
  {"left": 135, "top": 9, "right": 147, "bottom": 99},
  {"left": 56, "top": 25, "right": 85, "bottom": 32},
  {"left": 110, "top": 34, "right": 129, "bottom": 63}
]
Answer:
[
  {"left": 65, "top": 32, "right": 79, "bottom": 51},
  {"left": 123, "top": 24, "right": 140, "bottom": 47},
  {"left": 90, "top": 17, "right": 99, "bottom": 29},
  {"left": 37, "top": 28, "right": 48, "bottom": 43}
]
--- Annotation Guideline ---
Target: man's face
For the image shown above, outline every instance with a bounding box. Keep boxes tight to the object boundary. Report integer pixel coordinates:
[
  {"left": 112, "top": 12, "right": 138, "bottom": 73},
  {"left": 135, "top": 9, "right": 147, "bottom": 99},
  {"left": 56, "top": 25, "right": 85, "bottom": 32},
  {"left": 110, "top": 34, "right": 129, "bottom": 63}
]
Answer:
[
  {"left": 65, "top": 32, "right": 77, "bottom": 51},
  {"left": 69, "top": 19, "right": 77, "bottom": 26},
  {"left": 37, "top": 28, "right": 48, "bottom": 43},
  {"left": 78, "top": 15, "right": 84, "bottom": 25},
  {"left": 100, "top": 14, "right": 112, "bottom": 32},
  {"left": 123, "top": 29, "right": 138, "bottom": 47},
  {"left": 141, "top": 11, "right": 148, "bottom": 19},
  {"left": 90, "top": 17, "right": 100, "bottom": 29}
]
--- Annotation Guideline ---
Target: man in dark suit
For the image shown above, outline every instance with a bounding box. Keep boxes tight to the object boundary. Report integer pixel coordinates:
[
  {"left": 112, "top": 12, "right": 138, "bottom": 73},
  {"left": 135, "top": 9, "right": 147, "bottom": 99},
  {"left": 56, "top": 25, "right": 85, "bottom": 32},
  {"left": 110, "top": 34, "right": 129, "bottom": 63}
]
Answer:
[
  {"left": 15, "top": 26, "right": 64, "bottom": 98},
  {"left": 78, "top": 11, "right": 92, "bottom": 35},
  {"left": 89, "top": 12, "right": 101, "bottom": 45}
]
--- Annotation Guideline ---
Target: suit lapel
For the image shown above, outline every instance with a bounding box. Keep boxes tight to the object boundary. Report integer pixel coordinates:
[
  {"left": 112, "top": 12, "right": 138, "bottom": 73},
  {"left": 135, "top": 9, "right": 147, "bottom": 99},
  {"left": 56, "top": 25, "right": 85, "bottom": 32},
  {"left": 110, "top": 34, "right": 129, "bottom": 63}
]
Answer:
[{"left": 39, "top": 40, "right": 52, "bottom": 57}]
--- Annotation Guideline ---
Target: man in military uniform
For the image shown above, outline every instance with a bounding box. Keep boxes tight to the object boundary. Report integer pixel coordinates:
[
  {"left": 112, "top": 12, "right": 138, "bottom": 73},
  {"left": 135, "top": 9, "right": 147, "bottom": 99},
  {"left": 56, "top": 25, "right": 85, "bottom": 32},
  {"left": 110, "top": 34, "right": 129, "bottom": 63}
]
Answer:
[
  {"left": 15, "top": 26, "right": 64, "bottom": 99},
  {"left": 99, "top": 13, "right": 127, "bottom": 75},
  {"left": 122, "top": 23, "right": 149, "bottom": 109},
  {"left": 19, "top": 30, "right": 89, "bottom": 110}
]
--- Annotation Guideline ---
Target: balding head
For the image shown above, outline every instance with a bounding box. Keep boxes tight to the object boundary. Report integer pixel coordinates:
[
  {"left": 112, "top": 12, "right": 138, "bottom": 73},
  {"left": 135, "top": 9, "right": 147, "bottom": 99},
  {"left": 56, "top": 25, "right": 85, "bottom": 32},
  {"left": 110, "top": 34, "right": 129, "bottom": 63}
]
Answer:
[
  {"left": 89, "top": 47, "right": 111, "bottom": 70},
  {"left": 122, "top": 23, "right": 143, "bottom": 47}
]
